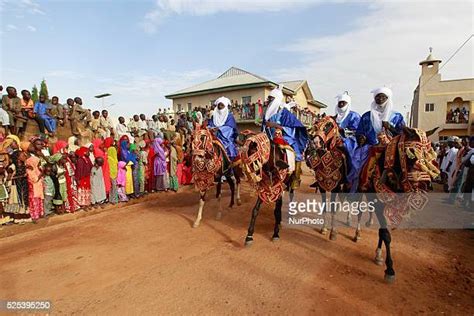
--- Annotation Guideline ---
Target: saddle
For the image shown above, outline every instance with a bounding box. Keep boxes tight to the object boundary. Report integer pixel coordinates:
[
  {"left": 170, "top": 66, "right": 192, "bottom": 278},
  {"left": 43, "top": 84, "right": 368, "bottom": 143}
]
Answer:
[{"left": 241, "top": 130, "right": 290, "bottom": 204}]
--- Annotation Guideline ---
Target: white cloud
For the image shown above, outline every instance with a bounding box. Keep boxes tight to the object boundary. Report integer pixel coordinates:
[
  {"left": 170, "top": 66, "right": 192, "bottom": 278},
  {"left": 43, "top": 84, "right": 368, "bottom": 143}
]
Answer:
[
  {"left": 6, "top": 24, "right": 18, "bottom": 31},
  {"left": 141, "top": 0, "right": 328, "bottom": 33},
  {"left": 20, "top": 0, "right": 45, "bottom": 15},
  {"left": 274, "top": 0, "right": 474, "bottom": 116},
  {"left": 27, "top": 25, "right": 36, "bottom": 32}
]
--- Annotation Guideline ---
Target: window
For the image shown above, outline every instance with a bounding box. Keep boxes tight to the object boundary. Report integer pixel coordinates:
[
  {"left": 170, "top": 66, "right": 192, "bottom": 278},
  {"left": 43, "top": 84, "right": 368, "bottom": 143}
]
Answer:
[
  {"left": 425, "top": 103, "right": 434, "bottom": 112},
  {"left": 177, "top": 104, "right": 182, "bottom": 112},
  {"left": 242, "top": 96, "right": 251, "bottom": 105},
  {"left": 187, "top": 103, "right": 192, "bottom": 112}
]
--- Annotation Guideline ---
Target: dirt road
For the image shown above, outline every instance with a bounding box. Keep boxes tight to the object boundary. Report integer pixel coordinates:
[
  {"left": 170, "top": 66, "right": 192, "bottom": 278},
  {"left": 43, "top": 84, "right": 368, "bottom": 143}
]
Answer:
[{"left": 0, "top": 175, "right": 473, "bottom": 315}]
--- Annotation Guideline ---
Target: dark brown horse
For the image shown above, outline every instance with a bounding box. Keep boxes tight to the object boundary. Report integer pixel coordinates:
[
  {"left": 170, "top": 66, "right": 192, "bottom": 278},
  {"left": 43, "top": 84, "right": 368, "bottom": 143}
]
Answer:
[
  {"left": 358, "top": 127, "right": 440, "bottom": 282},
  {"left": 240, "top": 130, "right": 292, "bottom": 245}
]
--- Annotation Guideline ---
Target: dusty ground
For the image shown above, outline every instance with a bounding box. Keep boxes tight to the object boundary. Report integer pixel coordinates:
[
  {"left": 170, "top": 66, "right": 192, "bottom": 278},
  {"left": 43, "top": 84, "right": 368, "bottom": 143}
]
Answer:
[{"left": 0, "top": 173, "right": 473, "bottom": 315}]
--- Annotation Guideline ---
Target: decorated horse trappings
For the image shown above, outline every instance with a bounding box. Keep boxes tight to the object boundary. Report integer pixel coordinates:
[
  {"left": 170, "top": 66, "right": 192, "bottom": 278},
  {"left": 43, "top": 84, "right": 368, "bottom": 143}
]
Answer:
[
  {"left": 191, "top": 128, "right": 241, "bottom": 228},
  {"left": 304, "top": 115, "right": 350, "bottom": 240},
  {"left": 359, "top": 127, "right": 440, "bottom": 282},
  {"left": 240, "top": 129, "right": 292, "bottom": 245}
]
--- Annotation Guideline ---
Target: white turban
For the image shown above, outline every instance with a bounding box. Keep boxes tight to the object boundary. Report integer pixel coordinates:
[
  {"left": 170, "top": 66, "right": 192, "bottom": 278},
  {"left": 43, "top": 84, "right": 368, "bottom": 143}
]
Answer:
[
  {"left": 213, "top": 96, "right": 231, "bottom": 127},
  {"left": 335, "top": 92, "right": 352, "bottom": 124},
  {"left": 370, "top": 87, "right": 393, "bottom": 134},
  {"left": 265, "top": 86, "right": 285, "bottom": 120}
]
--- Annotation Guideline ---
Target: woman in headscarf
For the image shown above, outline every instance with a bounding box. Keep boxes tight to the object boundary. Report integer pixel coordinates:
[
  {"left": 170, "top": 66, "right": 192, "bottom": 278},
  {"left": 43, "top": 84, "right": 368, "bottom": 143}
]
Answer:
[
  {"left": 67, "top": 136, "right": 79, "bottom": 153},
  {"left": 137, "top": 141, "right": 148, "bottom": 195},
  {"left": 119, "top": 135, "right": 135, "bottom": 196},
  {"left": 25, "top": 155, "right": 44, "bottom": 221},
  {"left": 75, "top": 147, "right": 93, "bottom": 209},
  {"left": 356, "top": 87, "right": 405, "bottom": 146},
  {"left": 145, "top": 139, "right": 156, "bottom": 192},
  {"left": 152, "top": 137, "right": 168, "bottom": 191},
  {"left": 104, "top": 137, "right": 119, "bottom": 204},
  {"left": 169, "top": 139, "right": 179, "bottom": 192},
  {"left": 49, "top": 153, "right": 68, "bottom": 213},
  {"left": 3, "top": 135, "right": 30, "bottom": 223},
  {"left": 206, "top": 96, "right": 239, "bottom": 161},
  {"left": 64, "top": 151, "right": 79, "bottom": 213},
  {"left": 129, "top": 143, "right": 140, "bottom": 197},
  {"left": 174, "top": 135, "right": 184, "bottom": 185},
  {"left": 92, "top": 138, "right": 111, "bottom": 194}
]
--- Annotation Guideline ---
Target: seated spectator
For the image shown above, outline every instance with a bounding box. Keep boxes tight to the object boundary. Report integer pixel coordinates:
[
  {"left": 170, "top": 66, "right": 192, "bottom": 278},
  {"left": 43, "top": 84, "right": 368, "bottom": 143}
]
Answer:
[
  {"left": 2, "top": 86, "right": 24, "bottom": 135},
  {"left": 69, "top": 97, "right": 92, "bottom": 135},
  {"left": 34, "top": 94, "right": 57, "bottom": 135},
  {"left": 50, "top": 96, "right": 65, "bottom": 126},
  {"left": 100, "top": 110, "right": 114, "bottom": 137}
]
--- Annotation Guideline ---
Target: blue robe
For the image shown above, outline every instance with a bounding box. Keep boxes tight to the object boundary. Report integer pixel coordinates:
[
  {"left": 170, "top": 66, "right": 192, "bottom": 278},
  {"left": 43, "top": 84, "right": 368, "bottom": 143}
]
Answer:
[
  {"left": 344, "top": 136, "right": 370, "bottom": 193},
  {"left": 208, "top": 114, "right": 239, "bottom": 160},
  {"left": 34, "top": 102, "right": 56, "bottom": 133},
  {"left": 263, "top": 108, "right": 308, "bottom": 162},
  {"left": 356, "top": 111, "right": 405, "bottom": 145},
  {"left": 338, "top": 110, "right": 361, "bottom": 132}
]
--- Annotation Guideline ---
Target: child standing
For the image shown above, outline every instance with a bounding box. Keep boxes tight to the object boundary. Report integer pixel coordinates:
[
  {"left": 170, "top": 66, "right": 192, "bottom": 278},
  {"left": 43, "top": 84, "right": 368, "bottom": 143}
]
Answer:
[
  {"left": 26, "top": 155, "right": 44, "bottom": 222},
  {"left": 116, "top": 161, "right": 129, "bottom": 202},
  {"left": 91, "top": 157, "right": 107, "bottom": 206},
  {"left": 43, "top": 164, "right": 56, "bottom": 216}
]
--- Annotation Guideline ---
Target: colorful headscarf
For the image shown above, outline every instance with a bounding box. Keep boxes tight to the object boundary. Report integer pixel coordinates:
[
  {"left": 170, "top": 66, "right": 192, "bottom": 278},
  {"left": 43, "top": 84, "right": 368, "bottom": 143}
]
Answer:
[
  {"left": 103, "top": 137, "right": 114, "bottom": 149},
  {"left": 75, "top": 147, "right": 89, "bottom": 157},
  {"left": 53, "top": 140, "right": 68, "bottom": 154},
  {"left": 6, "top": 134, "right": 20, "bottom": 146},
  {"left": 68, "top": 136, "right": 79, "bottom": 153}
]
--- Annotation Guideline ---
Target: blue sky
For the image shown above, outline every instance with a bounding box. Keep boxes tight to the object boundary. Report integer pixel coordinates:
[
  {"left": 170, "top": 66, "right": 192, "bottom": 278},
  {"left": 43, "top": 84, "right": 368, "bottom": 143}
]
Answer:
[{"left": 1, "top": 0, "right": 472, "bottom": 118}]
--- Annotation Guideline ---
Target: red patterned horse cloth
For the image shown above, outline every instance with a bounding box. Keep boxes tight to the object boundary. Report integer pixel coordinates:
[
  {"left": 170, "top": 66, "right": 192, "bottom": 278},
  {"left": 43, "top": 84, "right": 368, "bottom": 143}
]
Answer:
[
  {"left": 191, "top": 128, "right": 223, "bottom": 192},
  {"left": 240, "top": 132, "right": 289, "bottom": 204},
  {"left": 305, "top": 116, "right": 347, "bottom": 192},
  {"left": 360, "top": 129, "right": 440, "bottom": 226}
]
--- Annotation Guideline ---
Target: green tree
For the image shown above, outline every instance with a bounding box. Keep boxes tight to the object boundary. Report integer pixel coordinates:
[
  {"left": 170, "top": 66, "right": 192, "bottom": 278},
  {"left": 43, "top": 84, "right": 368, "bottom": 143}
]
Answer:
[
  {"left": 39, "top": 79, "right": 49, "bottom": 101},
  {"left": 31, "top": 85, "right": 39, "bottom": 103}
]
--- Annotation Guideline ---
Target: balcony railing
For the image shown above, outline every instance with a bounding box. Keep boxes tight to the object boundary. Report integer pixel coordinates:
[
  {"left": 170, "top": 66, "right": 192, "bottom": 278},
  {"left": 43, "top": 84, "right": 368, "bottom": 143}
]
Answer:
[{"left": 232, "top": 103, "right": 319, "bottom": 127}]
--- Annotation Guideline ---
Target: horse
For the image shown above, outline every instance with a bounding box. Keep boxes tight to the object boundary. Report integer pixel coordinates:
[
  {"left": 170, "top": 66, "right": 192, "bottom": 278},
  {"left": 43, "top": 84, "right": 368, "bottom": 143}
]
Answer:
[
  {"left": 358, "top": 127, "right": 440, "bottom": 282},
  {"left": 191, "top": 128, "right": 242, "bottom": 228},
  {"left": 240, "top": 129, "right": 292, "bottom": 246},
  {"left": 304, "top": 115, "right": 350, "bottom": 241}
]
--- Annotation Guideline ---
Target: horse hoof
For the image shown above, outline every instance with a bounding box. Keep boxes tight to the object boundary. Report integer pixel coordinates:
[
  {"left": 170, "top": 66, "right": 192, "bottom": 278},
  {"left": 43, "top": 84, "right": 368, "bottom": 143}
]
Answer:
[
  {"left": 244, "top": 236, "right": 254, "bottom": 246},
  {"left": 272, "top": 235, "right": 280, "bottom": 242},
  {"left": 320, "top": 227, "right": 328, "bottom": 235},
  {"left": 236, "top": 199, "right": 242, "bottom": 206},
  {"left": 384, "top": 273, "right": 396, "bottom": 283},
  {"left": 329, "top": 230, "right": 337, "bottom": 241},
  {"left": 193, "top": 222, "right": 200, "bottom": 228},
  {"left": 365, "top": 220, "right": 373, "bottom": 228},
  {"left": 228, "top": 204, "right": 233, "bottom": 209}
]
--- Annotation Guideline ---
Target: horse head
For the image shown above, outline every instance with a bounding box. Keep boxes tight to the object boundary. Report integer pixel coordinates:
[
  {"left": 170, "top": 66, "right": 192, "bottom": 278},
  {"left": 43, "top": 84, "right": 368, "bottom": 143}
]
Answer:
[{"left": 240, "top": 131, "right": 271, "bottom": 184}]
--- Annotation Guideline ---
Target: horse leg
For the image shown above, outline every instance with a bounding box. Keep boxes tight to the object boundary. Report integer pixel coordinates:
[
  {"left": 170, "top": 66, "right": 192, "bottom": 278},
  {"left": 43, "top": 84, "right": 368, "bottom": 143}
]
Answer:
[
  {"left": 366, "top": 209, "right": 374, "bottom": 227},
  {"left": 226, "top": 173, "right": 235, "bottom": 208},
  {"left": 272, "top": 196, "right": 283, "bottom": 241},
  {"left": 329, "top": 192, "right": 338, "bottom": 241},
  {"left": 320, "top": 191, "right": 328, "bottom": 235},
  {"left": 353, "top": 211, "right": 362, "bottom": 242},
  {"left": 289, "top": 188, "right": 295, "bottom": 204},
  {"left": 245, "top": 198, "right": 262, "bottom": 246},
  {"left": 215, "top": 177, "right": 223, "bottom": 220},
  {"left": 375, "top": 232, "right": 384, "bottom": 265},
  {"left": 235, "top": 168, "right": 242, "bottom": 206},
  {"left": 380, "top": 228, "right": 395, "bottom": 283},
  {"left": 193, "top": 191, "right": 206, "bottom": 228}
]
